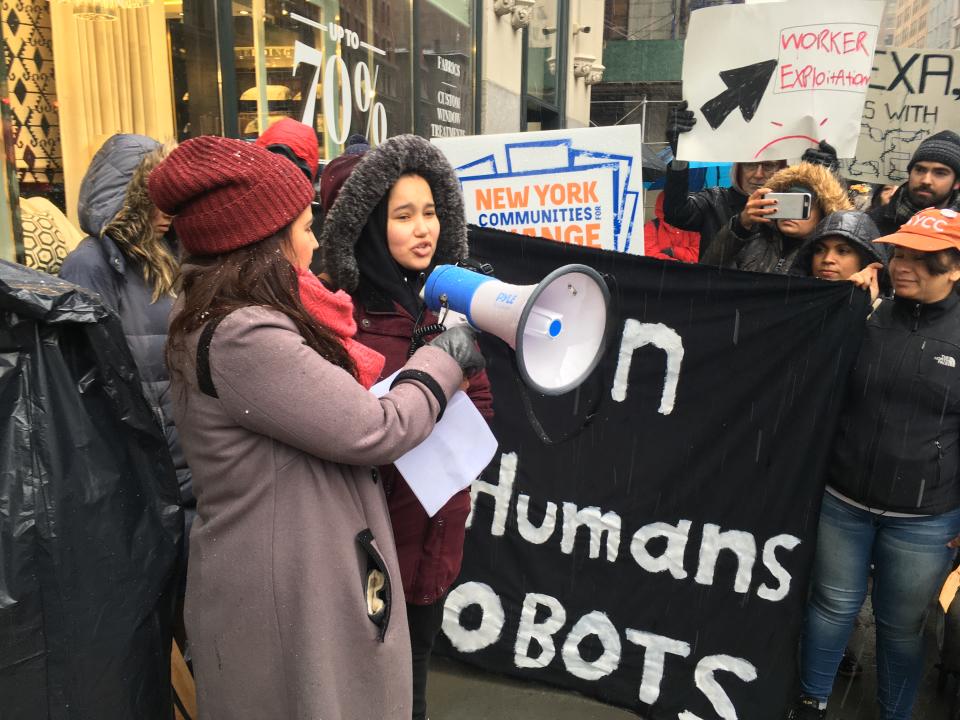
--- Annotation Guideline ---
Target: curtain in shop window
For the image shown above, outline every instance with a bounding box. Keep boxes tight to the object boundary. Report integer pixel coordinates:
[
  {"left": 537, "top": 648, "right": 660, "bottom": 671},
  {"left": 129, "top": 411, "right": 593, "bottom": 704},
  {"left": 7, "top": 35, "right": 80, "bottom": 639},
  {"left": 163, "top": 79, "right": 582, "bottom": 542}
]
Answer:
[{"left": 49, "top": 3, "right": 174, "bottom": 223}]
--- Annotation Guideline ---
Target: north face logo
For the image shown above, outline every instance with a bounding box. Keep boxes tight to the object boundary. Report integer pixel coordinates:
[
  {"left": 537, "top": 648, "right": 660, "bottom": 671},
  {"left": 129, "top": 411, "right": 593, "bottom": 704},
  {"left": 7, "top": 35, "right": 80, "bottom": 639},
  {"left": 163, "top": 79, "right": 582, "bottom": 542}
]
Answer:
[{"left": 935, "top": 354, "right": 957, "bottom": 368}]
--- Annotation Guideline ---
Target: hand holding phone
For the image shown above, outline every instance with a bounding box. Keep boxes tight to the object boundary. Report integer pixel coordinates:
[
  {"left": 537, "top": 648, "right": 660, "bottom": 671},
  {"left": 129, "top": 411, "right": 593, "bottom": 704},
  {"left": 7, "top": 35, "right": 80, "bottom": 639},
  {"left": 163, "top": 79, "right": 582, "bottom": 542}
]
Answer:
[{"left": 740, "top": 187, "right": 778, "bottom": 230}]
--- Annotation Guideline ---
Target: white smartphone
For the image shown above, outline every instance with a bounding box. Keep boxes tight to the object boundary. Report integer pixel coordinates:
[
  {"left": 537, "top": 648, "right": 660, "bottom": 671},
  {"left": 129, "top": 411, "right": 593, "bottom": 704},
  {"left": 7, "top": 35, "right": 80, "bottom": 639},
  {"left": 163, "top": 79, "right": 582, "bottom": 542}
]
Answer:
[{"left": 766, "top": 192, "right": 812, "bottom": 220}]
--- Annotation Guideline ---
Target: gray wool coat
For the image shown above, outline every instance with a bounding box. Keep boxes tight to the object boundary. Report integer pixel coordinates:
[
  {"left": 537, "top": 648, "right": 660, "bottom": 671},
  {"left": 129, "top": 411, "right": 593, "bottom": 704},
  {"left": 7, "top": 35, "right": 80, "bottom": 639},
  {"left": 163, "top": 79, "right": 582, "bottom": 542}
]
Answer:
[{"left": 169, "top": 305, "right": 462, "bottom": 720}]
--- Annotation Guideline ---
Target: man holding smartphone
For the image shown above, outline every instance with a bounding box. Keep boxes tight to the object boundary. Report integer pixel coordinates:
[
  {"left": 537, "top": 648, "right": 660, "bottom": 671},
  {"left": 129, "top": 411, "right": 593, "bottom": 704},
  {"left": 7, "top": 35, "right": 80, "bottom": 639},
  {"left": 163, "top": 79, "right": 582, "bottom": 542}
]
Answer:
[{"left": 869, "top": 130, "right": 960, "bottom": 236}]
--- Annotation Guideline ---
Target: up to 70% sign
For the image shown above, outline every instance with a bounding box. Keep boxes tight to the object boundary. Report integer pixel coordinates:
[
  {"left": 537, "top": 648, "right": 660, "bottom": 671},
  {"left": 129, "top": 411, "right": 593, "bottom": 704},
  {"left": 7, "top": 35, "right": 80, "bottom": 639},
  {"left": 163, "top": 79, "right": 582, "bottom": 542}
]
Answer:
[{"left": 290, "top": 13, "right": 387, "bottom": 145}]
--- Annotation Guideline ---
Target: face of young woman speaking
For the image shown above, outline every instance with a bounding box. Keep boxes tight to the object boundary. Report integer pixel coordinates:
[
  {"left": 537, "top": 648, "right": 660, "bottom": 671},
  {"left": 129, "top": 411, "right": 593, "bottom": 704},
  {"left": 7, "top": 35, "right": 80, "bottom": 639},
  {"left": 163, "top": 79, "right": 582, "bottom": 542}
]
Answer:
[{"left": 386, "top": 174, "right": 440, "bottom": 271}]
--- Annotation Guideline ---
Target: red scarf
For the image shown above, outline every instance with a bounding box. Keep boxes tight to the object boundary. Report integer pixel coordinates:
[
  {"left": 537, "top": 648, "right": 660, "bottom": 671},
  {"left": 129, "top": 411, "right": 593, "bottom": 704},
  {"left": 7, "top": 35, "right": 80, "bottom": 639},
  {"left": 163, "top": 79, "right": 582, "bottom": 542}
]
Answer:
[{"left": 297, "top": 268, "right": 385, "bottom": 389}]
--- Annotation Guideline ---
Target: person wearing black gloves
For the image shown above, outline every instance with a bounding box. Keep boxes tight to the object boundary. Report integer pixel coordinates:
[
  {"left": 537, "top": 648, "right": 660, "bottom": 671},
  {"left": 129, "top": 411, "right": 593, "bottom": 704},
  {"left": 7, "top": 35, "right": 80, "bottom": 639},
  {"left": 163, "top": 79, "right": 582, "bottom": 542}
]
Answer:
[
  {"left": 869, "top": 130, "right": 960, "bottom": 236},
  {"left": 662, "top": 101, "right": 845, "bottom": 259},
  {"left": 661, "top": 100, "right": 787, "bottom": 259},
  {"left": 701, "top": 161, "right": 852, "bottom": 273},
  {"left": 319, "top": 133, "right": 494, "bottom": 720}
]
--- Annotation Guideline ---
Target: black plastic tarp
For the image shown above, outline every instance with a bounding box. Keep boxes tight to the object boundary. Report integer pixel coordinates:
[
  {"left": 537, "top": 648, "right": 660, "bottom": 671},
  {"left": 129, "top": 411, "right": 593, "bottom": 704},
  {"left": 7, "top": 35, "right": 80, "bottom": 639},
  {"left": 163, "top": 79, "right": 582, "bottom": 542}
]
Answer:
[{"left": 0, "top": 260, "right": 183, "bottom": 720}]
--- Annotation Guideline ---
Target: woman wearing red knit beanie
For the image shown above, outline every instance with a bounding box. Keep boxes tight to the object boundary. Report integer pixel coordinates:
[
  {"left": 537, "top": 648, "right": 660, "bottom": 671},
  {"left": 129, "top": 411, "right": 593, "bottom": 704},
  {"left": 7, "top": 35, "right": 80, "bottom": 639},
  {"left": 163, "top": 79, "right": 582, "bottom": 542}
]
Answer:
[{"left": 154, "top": 135, "right": 485, "bottom": 720}]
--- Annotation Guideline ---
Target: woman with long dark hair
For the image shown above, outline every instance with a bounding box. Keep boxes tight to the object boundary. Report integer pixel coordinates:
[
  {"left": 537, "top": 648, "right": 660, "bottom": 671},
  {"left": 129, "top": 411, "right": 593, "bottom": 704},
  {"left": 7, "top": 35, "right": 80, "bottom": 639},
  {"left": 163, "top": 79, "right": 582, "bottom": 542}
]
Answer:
[{"left": 154, "top": 136, "right": 484, "bottom": 720}]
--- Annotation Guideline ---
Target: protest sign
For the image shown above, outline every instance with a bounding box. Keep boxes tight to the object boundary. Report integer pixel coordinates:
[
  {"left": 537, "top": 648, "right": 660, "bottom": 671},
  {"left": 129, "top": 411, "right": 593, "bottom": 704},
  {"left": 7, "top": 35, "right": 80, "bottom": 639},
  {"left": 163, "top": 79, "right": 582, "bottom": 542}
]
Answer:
[
  {"left": 433, "top": 125, "right": 645, "bottom": 254},
  {"left": 436, "top": 228, "right": 868, "bottom": 718},
  {"left": 678, "top": 0, "right": 883, "bottom": 162},
  {"left": 841, "top": 47, "right": 960, "bottom": 185}
]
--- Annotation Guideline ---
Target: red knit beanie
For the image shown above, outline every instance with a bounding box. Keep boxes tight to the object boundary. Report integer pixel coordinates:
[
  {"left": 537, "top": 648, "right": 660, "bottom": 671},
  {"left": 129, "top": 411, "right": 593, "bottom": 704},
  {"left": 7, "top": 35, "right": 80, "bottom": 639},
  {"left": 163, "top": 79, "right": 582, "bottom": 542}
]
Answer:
[
  {"left": 148, "top": 135, "right": 314, "bottom": 256},
  {"left": 255, "top": 117, "right": 320, "bottom": 180}
]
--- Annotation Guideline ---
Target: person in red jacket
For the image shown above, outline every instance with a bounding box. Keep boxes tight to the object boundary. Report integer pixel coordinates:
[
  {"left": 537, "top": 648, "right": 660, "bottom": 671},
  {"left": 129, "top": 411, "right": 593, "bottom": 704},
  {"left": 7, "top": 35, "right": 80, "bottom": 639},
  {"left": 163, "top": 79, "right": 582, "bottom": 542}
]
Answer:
[
  {"left": 644, "top": 191, "right": 701, "bottom": 262},
  {"left": 319, "top": 134, "right": 494, "bottom": 720}
]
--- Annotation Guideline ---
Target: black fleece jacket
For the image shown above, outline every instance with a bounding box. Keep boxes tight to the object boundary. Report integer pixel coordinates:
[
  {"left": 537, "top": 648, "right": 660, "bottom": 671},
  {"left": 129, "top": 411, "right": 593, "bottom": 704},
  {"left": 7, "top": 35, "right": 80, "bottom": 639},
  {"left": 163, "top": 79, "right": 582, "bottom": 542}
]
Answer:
[{"left": 829, "top": 293, "right": 960, "bottom": 514}]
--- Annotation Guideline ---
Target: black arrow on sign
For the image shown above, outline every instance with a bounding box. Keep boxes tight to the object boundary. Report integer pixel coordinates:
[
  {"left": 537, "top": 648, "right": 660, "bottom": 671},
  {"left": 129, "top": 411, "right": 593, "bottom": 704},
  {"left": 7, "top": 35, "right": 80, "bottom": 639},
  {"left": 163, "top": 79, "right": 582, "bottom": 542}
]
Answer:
[{"left": 700, "top": 59, "right": 779, "bottom": 130}]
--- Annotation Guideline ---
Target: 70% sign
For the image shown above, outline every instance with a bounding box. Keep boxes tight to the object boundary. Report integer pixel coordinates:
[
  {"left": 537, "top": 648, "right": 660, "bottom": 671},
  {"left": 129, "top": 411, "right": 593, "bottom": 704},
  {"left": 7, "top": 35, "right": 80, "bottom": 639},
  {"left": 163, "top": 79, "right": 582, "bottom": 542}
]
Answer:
[{"left": 290, "top": 13, "right": 387, "bottom": 145}]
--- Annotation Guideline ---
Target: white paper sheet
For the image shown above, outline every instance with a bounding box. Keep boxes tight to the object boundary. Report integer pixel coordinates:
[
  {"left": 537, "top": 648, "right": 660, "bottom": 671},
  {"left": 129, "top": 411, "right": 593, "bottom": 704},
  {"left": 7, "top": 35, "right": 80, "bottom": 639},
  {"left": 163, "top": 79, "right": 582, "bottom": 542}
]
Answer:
[
  {"left": 372, "top": 374, "right": 498, "bottom": 517},
  {"left": 678, "top": 0, "right": 883, "bottom": 162}
]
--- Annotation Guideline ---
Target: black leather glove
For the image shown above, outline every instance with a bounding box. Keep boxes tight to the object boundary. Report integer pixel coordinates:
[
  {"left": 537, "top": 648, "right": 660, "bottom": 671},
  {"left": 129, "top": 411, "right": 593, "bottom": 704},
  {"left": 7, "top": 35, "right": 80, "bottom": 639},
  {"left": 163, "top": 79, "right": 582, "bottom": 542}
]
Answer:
[
  {"left": 801, "top": 140, "right": 839, "bottom": 171},
  {"left": 666, "top": 101, "right": 696, "bottom": 156},
  {"left": 429, "top": 324, "right": 485, "bottom": 378}
]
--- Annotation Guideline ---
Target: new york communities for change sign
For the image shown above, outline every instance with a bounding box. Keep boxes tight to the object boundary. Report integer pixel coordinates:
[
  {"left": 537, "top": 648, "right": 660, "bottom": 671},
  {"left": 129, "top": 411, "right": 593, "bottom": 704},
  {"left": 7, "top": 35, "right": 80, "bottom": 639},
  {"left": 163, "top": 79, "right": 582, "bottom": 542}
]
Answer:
[
  {"left": 433, "top": 125, "right": 645, "bottom": 255},
  {"left": 842, "top": 47, "right": 960, "bottom": 185},
  {"left": 679, "top": 0, "right": 883, "bottom": 162}
]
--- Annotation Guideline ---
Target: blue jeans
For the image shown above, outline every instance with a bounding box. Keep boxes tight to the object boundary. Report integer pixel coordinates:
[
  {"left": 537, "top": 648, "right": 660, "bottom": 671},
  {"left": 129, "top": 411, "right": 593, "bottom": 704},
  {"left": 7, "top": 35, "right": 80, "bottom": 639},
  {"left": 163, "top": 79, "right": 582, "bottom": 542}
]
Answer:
[{"left": 799, "top": 492, "right": 960, "bottom": 719}]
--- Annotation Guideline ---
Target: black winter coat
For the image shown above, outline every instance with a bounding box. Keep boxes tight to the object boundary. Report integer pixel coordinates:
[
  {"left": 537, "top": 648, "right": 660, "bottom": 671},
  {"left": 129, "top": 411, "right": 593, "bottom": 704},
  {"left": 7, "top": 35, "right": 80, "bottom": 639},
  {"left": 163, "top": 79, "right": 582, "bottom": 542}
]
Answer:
[
  {"left": 700, "top": 217, "right": 804, "bottom": 274},
  {"left": 662, "top": 163, "right": 746, "bottom": 260},
  {"left": 829, "top": 293, "right": 960, "bottom": 515}
]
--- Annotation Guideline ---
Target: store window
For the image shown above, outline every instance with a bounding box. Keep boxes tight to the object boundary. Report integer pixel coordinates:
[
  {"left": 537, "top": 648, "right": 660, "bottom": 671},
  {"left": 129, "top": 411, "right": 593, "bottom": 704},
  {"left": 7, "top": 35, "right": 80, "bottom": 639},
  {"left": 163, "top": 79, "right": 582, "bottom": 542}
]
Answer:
[
  {"left": 171, "top": 0, "right": 414, "bottom": 161},
  {"left": 415, "top": 0, "right": 475, "bottom": 139}
]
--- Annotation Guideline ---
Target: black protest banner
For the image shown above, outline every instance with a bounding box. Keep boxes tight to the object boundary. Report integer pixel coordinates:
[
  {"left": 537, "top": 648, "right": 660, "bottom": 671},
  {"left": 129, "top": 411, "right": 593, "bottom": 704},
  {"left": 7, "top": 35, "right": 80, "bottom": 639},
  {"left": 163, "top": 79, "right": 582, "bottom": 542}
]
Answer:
[{"left": 436, "top": 228, "right": 868, "bottom": 719}]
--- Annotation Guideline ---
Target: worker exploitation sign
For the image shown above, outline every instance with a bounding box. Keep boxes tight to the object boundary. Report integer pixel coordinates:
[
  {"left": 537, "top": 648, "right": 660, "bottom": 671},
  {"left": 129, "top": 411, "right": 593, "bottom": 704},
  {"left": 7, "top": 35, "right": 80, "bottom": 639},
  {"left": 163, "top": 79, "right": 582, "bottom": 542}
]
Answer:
[
  {"left": 679, "top": 0, "right": 882, "bottom": 162},
  {"left": 433, "top": 125, "right": 645, "bottom": 255}
]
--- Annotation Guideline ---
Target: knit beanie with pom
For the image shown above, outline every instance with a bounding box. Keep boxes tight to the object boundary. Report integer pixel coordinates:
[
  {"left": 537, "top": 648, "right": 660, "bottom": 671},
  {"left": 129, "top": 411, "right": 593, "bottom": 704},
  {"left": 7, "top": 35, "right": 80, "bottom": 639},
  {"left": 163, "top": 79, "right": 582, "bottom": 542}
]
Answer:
[{"left": 148, "top": 135, "right": 314, "bottom": 256}]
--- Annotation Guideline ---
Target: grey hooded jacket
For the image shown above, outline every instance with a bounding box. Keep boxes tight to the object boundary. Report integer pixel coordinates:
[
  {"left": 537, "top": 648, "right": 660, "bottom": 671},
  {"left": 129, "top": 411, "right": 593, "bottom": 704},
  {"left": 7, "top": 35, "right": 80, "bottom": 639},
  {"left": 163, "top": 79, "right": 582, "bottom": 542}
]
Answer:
[{"left": 59, "top": 134, "right": 195, "bottom": 523}]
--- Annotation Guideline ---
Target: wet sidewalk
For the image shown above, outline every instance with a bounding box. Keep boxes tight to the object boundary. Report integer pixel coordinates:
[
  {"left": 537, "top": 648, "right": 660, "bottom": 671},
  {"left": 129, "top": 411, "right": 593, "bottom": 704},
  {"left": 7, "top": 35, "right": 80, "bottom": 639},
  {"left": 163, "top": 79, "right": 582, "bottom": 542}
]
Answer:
[{"left": 426, "top": 597, "right": 956, "bottom": 719}]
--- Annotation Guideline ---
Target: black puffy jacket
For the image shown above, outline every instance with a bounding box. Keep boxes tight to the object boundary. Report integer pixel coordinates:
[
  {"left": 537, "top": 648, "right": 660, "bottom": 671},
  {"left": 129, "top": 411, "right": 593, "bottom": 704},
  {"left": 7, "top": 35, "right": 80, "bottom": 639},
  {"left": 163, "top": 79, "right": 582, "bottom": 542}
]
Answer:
[
  {"left": 829, "top": 293, "right": 960, "bottom": 515},
  {"left": 700, "top": 219, "right": 804, "bottom": 274},
  {"left": 60, "top": 135, "right": 195, "bottom": 529}
]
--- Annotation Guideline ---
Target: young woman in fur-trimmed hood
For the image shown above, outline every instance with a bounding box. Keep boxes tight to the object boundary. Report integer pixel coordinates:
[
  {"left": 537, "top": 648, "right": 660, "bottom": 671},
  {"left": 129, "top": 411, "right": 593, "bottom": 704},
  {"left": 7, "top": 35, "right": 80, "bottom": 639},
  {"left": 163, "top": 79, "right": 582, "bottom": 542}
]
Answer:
[
  {"left": 701, "top": 161, "right": 852, "bottom": 274},
  {"left": 320, "top": 134, "right": 493, "bottom": 720}
]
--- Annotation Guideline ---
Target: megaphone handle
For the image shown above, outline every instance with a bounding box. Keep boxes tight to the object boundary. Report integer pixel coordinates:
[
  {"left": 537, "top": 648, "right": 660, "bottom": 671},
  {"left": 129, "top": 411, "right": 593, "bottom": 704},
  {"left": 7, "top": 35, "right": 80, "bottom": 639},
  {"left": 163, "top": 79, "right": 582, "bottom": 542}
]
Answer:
[
  {"left": 510, "top": 353, "right": 602, "bottom": 446},
  {"left": 408, "top": 320, "right": 448, "bottom": 358}
]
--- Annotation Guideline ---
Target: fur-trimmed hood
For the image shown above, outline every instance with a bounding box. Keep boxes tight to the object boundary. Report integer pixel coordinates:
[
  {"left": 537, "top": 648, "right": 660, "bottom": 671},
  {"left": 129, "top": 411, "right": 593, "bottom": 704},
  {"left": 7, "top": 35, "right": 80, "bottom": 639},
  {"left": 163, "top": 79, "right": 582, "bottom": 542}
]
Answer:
[
  {"left": 320, "top": 134, "right": 468, "bottom": 292},
  {"left": 765, "top": 162, "right": 852, "bottom": 217}
]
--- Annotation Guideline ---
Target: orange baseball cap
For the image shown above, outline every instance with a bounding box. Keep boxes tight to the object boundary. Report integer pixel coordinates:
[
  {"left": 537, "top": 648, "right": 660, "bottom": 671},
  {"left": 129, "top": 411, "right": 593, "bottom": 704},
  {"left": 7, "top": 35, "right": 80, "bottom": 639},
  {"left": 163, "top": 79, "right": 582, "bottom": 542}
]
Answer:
[{"left": 876, "top": 207, "right": 960, "bottom": 251}]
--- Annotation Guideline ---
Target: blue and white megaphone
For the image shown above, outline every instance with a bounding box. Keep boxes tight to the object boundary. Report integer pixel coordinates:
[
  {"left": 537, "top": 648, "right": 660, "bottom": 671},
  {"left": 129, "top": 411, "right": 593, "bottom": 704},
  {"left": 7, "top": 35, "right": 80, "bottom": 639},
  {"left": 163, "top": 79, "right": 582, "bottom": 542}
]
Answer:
[{"left": 424, "top": 264, "right": 610, "bottom": 395}]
